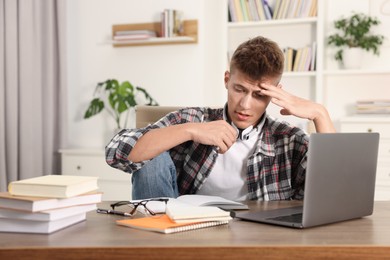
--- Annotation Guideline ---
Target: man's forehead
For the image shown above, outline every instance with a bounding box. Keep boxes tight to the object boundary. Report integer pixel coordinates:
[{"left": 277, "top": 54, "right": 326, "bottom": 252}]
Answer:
[{"left": 229, "top": 70, "right": 280, "bottom": 86}]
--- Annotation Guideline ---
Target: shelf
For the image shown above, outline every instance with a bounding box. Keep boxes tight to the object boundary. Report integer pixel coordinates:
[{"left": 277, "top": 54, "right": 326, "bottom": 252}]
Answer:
[
  {"left": 112, "top": 20, "right": 198, "bottom": 47},
  {"left": 228, "top": 17, "right": 317, "bottom": 28},
  {"left": 323, "top": 69, "right": 390, "bottom": 76},
  {"left": 110, "top": 36, "right": 195, "bottom": 47},
  {"left": 283, "top": 71, "right": 316, "bottom": 77},
  {"left": 341, "top": 116, "right": 390, "bottom": 122}
]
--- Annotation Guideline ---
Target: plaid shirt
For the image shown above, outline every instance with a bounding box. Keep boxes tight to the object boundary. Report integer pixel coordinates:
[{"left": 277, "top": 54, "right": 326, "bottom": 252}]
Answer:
[{"left": 105, "top": 107, "right": 309, "bottom": 201}]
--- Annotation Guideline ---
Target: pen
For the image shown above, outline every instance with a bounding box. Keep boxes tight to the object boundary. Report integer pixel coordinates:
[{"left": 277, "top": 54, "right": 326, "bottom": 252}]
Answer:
[{"left": 96, "top": 208, "right": 132, "bottom": 217}]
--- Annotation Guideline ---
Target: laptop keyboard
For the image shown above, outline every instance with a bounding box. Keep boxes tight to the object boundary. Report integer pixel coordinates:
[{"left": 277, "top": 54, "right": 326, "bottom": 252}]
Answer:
[{"left": 266, "top": 213, "right": 303, "bottom": 223}]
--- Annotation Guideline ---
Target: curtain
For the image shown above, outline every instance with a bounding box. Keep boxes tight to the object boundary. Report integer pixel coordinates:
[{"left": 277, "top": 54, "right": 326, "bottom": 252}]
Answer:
[{"left": 0, "top": 0, "right": 67, "bottom": 191}]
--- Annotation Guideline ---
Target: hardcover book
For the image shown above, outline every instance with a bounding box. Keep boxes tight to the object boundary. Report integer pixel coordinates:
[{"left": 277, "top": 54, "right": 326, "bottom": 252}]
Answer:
[
  {"left": 0, "top": 191, "right": 102, "bottom": 212},
  {"left": 0, "top": 203, "right": 96, "bottom": 221},
  {"left": 0, "top": 213, "right": 87, "bottom": 234},
  {"left": 8, "top": 175, "right": 99, "bottom": 198}
]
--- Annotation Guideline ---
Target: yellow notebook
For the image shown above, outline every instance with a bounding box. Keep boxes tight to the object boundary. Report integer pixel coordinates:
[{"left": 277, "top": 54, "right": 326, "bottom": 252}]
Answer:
[{"left": 116, "top": 215, "right": 230, "bottom": 234}]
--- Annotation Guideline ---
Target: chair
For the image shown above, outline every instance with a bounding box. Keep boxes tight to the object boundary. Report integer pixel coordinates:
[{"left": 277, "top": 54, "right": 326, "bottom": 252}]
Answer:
[{"left": 135, "top": 105, "right": 182, "bottom": 128}]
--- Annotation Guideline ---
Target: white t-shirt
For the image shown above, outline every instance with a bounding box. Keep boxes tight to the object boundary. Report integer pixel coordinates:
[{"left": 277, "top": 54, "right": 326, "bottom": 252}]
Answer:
[{"left": 196, "top": 117, "right": 265, "bottom": 201}]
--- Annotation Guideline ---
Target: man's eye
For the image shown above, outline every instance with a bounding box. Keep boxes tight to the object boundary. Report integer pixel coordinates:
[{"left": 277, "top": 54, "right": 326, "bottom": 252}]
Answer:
[
  {"left": 234, "top": 87, "right": 244, "bottom": 92},
  {"left": 254, "top": 92, "right": 265, "bottom": 99}
]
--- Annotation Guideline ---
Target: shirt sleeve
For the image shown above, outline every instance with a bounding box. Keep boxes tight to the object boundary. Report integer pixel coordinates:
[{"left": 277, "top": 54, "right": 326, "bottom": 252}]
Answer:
[
  {"left": 104, "top": 108, "right": 192, "bottom": 174},
  {"left": 291, "top": 135, "right": 309, "bottom": 200},
  {"left": 291, "top": 152, "right": 307, "bottom": 200},
  {"left": 105, "top": 127, "right": 149, "bottom": 174}
]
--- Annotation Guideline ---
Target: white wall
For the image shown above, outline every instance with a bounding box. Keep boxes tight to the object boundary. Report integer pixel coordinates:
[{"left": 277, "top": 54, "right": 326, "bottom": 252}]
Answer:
[
  {"left": 66, "top": 0, "right": 227, "bottom": 148},
  {"left": 66, "top": 0, "right": 390, "bottom": 149}
]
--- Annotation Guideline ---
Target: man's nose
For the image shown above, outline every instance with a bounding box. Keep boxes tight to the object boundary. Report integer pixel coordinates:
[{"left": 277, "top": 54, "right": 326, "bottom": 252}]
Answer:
[{"left": 240, "top": 94, "right": 251, "bottom": 109}]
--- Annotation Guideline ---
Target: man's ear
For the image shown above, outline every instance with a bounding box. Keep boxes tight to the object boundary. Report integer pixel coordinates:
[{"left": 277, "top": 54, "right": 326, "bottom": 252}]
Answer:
[
  {"left": 224, "top": 71, "right": 230, "bottom": 89},
  {"left": 276, "top": 83, "right": 283, "bottom": 89}
]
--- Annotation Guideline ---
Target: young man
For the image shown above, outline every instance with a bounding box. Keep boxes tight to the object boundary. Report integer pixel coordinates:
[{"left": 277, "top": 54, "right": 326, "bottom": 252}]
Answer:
[{"left": 106, "top": 36, "right": 335, "bottom": 201}]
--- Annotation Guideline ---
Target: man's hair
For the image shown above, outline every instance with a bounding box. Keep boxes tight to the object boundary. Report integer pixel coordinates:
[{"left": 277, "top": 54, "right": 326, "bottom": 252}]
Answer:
[{"left": 230, "top": 36, "right": 284, "bottom": 82}]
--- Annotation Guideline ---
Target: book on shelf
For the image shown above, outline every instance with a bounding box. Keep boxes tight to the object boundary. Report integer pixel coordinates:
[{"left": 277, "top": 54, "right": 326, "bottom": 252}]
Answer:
[
  {"left": 287, "top": 47, "right": 297, "bottom": 72},
  {"left": 116, "top": 214, "right": 230, "bottom": 234},
  {"left": 262, "top": 0, "right": 273, "bottom": 20},
  {"left": 113, "top": 34, "right": 154, "bottom": 41},
  {"left": 254, "top": 0, "right": 267, "bottom": 21},
  {"left": 356, "top": 108, "right": 390, "bottom": 114},
  {"left": 114, "top": 30, "right": 156, "bottom": 36},
  {"left": 272, "top": 0, "right": 282, "bottom": 19},
  {"left": 113, "top": 30, "right": 157, "bottom": 41},
  {"left": 287, "top": 0, "right": 300, "bottom": 19},
  {"left": 228, "top": 0, "right": 242, "bottom": 22},
  {"left": 228, "top": 0, "right": 238, "bottom": 22},
  {"left": 0, "top": 191, "right": 102, "bottom": 212},
  {"left": 292, "top": 47, "right": 303, "bottom": 72},
  {"left": 310, "top": 41, "right": 317, "bottom": 71},
  {"left": 355, "top": 99, "right": 390, "bottom": 114},
  {"left": 8, "top": 175, "right": 99, "bottom": 198},
  {"left": 298, "top": 46, "right": 310, "bottom": 71},
  {"left": 308, "top": 0, "right": 318, "bottom": 17},
  {"left": 0, "top": 203, "right": 96, "bottom": 221},
  {"left": 247, "top": 0, "right": 260, "bottom": 21},
  {"left": 356, "top": 99, "right": 390, "bottom": 105},
  {"left": 0, "top": 212, "right": 87, "bottom": 234},
  {"left": 240, "top": 0, "right": 250, "bottom": 21},
  {"left": 279, "top": 0, "right": 290, "bottom": 19}
]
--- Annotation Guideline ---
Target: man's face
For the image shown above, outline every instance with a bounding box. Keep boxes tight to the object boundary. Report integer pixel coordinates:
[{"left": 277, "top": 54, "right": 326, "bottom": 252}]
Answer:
[{"left": 224, "top": 69, "right": 279, "bottom": 129}]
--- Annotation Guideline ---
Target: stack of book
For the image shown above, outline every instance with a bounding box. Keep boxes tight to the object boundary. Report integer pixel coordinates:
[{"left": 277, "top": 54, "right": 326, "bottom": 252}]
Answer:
[
  {"left": 113, "top": 30, "right": 157, "bottom": 41},
  {"left": 355, "top": 100, "right": 390, "bottom": 115},
  {"left": 0, "top": 175, "right": 102, "bottom": 234}
]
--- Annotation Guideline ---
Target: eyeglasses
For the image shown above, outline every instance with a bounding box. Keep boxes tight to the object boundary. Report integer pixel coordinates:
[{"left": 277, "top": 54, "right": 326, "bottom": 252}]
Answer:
[{"left": 110, "top": 198, "right": 169, "bottom": 216}]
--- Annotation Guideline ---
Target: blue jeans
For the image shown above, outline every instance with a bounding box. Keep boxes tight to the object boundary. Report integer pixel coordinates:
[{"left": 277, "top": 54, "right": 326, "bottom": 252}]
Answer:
[{"left": 131, "top": 152, "right": 179, "bottom": 200}]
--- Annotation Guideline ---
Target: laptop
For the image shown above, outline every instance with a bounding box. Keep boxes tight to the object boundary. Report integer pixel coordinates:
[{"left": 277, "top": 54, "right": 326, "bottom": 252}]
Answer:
[{"left": 236, "top": 132, "right": 380, "bottom": 229}]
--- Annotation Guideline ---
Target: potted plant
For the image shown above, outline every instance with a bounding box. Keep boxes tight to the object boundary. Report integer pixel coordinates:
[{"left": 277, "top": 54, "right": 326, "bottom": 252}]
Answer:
[
  {"left": 84, "top": 79, "right": 158, "bottom": 129},
  {"left": 327, "top": 12, "right": 385, "bottom": 69}
]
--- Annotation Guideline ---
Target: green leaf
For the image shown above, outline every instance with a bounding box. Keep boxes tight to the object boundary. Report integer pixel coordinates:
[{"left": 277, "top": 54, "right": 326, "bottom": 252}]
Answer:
[
  {"left": 84, "top": 98, "right": 104, "bottom": 119},
  {"left": 119, "top": 81, "right": 134, "bottom": 96}
]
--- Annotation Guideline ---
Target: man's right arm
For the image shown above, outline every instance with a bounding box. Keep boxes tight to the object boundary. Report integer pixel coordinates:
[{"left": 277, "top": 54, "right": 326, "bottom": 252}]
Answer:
[{"left": 128, "top": 120, "right": 238, "bottom": 162}]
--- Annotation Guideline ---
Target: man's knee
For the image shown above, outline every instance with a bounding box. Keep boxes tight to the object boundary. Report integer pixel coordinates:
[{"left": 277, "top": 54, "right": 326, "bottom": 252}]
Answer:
[{"left": 132, "top": 152, "right": 178, "bottom": 199}]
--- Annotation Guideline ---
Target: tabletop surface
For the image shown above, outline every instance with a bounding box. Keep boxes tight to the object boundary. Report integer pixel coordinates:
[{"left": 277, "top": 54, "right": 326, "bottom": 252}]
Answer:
[{"left": 1, "top": 200, "right": 390, "bottom": 249}]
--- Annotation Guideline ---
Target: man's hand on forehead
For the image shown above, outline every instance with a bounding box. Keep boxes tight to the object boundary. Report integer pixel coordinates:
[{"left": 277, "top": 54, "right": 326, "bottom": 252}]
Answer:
[{"left": 258, "top": 82, "right": 281, "bottom": 97}]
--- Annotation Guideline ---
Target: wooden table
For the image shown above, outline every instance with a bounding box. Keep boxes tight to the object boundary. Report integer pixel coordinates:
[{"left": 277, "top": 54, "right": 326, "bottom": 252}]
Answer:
[{"left": 1, "top": 201, "right": 390, "bottom": 259}]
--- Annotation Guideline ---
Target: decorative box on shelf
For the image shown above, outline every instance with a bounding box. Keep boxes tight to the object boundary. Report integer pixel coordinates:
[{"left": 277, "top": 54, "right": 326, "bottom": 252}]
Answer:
[
  {"left": 59, "top": 149, "right": 132, "bottom": 201},
  {"left": 111, "top": 19, "right": 198, "bottom": 47}
]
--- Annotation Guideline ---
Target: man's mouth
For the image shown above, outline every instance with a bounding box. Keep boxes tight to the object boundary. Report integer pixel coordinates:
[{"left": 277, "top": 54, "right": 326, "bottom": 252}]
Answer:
[{"left": 236, "top": 112, "right": 250, "bottom": 121}]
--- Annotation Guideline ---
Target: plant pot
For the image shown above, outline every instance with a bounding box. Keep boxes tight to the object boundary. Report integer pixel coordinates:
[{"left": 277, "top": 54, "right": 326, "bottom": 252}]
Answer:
[{"left": 342, "top": 47, "right": 363, "bottom": 69}]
